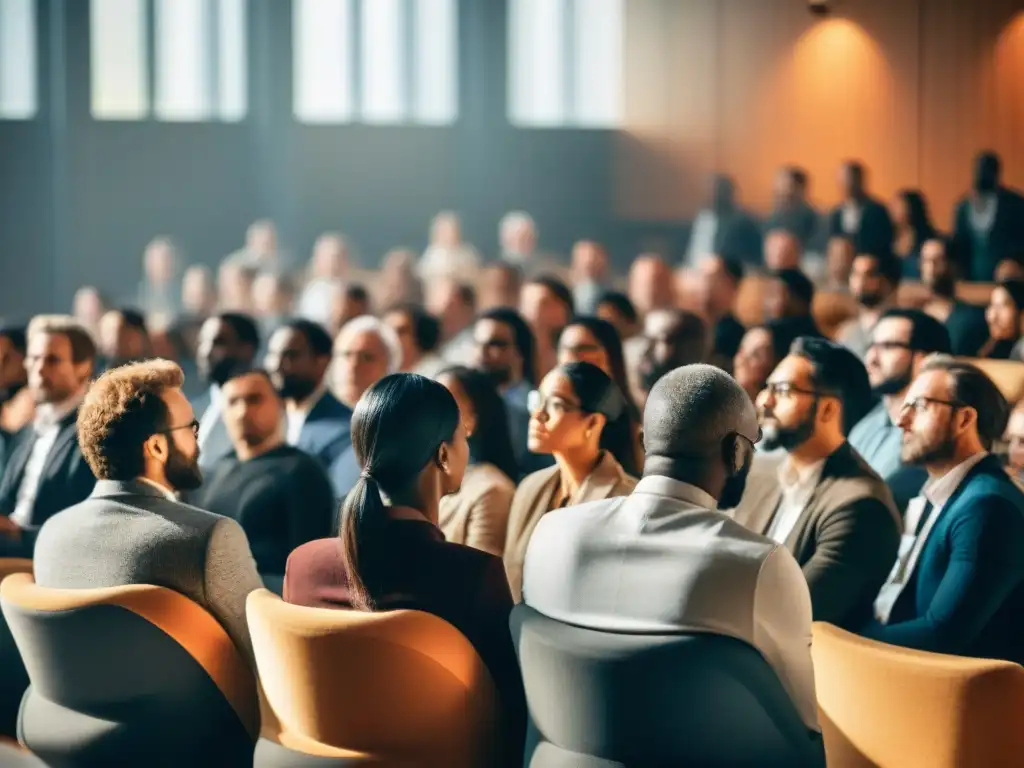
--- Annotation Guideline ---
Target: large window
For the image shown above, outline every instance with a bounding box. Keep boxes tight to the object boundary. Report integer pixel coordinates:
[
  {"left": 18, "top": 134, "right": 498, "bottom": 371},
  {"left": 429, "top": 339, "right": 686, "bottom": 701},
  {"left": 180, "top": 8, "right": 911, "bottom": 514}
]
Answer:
[
  {"left": 508, "top": 0, "right": 622, "bottom": 128},
  {"left": 0, "top": 0, "right": 37, "bottom": 119},
  {"left": 90, "top": 0, "right": 247, "bottom": 121},
  {"left": 293, "top": 0, "right": 457, "bottom": 125}
]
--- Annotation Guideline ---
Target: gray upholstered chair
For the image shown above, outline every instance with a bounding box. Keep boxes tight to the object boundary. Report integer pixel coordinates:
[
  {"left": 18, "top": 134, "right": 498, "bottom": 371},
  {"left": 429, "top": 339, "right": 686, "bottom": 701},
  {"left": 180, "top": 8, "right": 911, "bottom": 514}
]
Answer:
[
  {"left": 0, "top": 559, "right": 33, "bottom": 739},
  {"left": 0, "top": 572, "right": 258, "bottom": 767},
  {"left": 511, "top": 603, "right": 825, "bottom": 767}
]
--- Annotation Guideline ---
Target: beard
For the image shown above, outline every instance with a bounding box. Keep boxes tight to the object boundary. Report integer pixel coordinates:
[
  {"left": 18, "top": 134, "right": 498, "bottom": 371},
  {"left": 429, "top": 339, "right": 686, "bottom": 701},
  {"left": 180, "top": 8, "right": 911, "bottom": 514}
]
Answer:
[
  {"left": 276, "top": 375, "right": 318, "bottom": 402},
  {"left": 901, "top": 422, "right": 956, "bottom": 466},
  {"left": 719, "top": 457, "right": 752, "bottom": 509},
  {"left": 204, "top": 357, "right": 239, "bottom": 388},
  {"left": 855, "top": 290, "right": 884, "bottom": 309},
  {"left": 871, "top": 366, "right": 912, "bottom": 397},
  {"left": 760, "top": 402, "right": 817, "bottom": 452},
  {"left": 926, "top": 272, "right": 955, "bottom": 298},
  {"left": 165, "top": 438, "right": 203, "bottom": 492}
]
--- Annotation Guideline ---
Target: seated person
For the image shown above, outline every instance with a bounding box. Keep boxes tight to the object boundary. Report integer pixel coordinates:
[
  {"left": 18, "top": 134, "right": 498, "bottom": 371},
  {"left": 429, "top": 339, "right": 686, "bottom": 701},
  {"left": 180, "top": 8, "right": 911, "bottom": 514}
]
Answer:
[
  {"left": 265, "top": 319, "right": 353, "bottom": 468},
  {"left": 864, "top": 357, "right": 1024, "bottom": 662},
  {"left": 919, "top": 238, "right": 988, "bottom": 356},
  {"left": 436, "top": 366, "right": 517, "bottom": 556},
  {"left": 730, "top": 338, "right": 901, "bottom": 630},
  {"left": 1005, "top": 403, "right": 1024, "bottom": 484},
  {"left": 692, "top": 254, "right": 746, "bottom": 371},
  {"left": 978, "top": 280, "right": 1024, "bottom": 360},
  {"left": 97, "top": 308, "right": 153, "bottom": 370},
  {"left": 191, "top": 366, "right": 335, "bottom": 593},
  {"left": 284, "top": 373, "right": 525, "bottom": 762},
  {"left": 850, "top": 309, "right": 951, "bottom": 509},
  {"left": 0, "top": 316, "right": 97, "bottom": 556},
  {"left": 764, "top": 268, "right": 821, "bottom": 339},
  {"left": 636, "top": 309, "right": 708, "bottom": 407},
  {"left": 522, "top": 364, "right": 819, "bottom": 733},
  {"left": 33, "top": 360, "right": 262, "bottom": 667},
  {"left": 835, "top": 251, "right": 902, "bottom": 360},
  {"left": 504, "top": 362, "right": 639, "bottom": 602},
  {"left": 732, "top": 318, "right": 806, "bottom": 404}
]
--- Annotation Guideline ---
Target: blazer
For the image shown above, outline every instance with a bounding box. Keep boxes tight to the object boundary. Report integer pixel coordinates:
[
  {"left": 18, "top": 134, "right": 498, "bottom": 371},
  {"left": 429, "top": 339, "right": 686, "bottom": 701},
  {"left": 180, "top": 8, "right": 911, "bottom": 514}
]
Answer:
[
  {"left": 295, "top": 391, "right": 352, "bottom": 469},
  {"left": 945, "top": 301, "right": 990, "bottom": 357},
  {"left": 33, "top": 479, "right": 263, "bottom": 669},
  {"left": 438, "top": 462, "right": 515, "bottom": 557},
  {"left": 828, "top": 196, "right": 894, "bottom": 257},
  {"left": 503, "top": 451, "right": 637, "bottom": 602},
  {"left": 283, "top": 525, "right": 526, "bottom": 765},
  {"left": 0, "top": 409, "right": 96, "bottom": 544},
  {"left": 731, "top": 443, "right": 902, "bottom": 631},
  {"left": 862, "top": 455, "right": 1024, "bottom": 663},
  {"left": 952, "top": 187, "right": 1024, "bottom": 281}
]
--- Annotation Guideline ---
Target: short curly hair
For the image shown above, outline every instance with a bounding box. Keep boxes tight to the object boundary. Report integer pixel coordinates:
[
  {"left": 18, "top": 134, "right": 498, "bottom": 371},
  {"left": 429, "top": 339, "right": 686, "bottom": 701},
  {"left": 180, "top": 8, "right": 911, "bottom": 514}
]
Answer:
[{"left": 77, "top": 359, "right": 184, "bottom": 480}]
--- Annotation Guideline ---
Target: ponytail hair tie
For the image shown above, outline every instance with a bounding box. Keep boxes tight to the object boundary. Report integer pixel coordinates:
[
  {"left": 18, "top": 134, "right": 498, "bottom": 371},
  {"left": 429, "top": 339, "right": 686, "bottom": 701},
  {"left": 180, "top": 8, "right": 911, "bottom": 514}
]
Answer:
[{"left": 360, "top": 469, "right": 376, "bottom": 483}]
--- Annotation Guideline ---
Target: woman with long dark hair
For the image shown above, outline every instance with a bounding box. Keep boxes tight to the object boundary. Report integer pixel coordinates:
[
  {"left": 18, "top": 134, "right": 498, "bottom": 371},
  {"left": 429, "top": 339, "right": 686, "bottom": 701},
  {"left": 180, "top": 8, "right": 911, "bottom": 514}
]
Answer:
[
  {"left": 435, "top": 366, "right": 518, "bottom": 556},
  {"left": 981, "top": 280, "right": 1024, "bottom": 360},
  {"left": 891, "top": 189, "right": 937, "bottom": 279},
  {"left": 503, "top": 362, "right": 638, "bottom": 601},
  {"left": 283, "top": 373, "right": 525, "bottom": 753}
]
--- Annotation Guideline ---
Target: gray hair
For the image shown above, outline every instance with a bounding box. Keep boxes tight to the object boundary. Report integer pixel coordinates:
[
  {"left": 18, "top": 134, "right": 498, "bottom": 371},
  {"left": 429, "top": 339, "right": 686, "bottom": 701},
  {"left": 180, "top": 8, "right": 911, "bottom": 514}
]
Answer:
[
  {"left": 336, "top": 315, "right": 403, "bottom": 374},
  {"left": 643, "top": 364, "right": 758, "bottom": 458},
  {"left": 499, "top": 210, "right": 536, "bottom": 237}
]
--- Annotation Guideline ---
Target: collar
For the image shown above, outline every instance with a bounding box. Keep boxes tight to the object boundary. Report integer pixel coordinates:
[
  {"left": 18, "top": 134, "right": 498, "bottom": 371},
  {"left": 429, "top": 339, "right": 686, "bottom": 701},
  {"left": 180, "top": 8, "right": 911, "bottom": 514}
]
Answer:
[
  {"left": 923, "top": 451, "right": 989, "bottom": 508},
  {"left": 34, "top": 390, "right": 85, "bottom": 430},
  {"left": 135, "top": 476, "right": 179, "bottom": 501},
  {"left": 634, "top": 475, "right": 718, "bottom": 511},
  {"left": 287, "top": 383, "right": 327, "bottom": 416},
  {"left": 777, "top": 455, "right": 827, "bottom": 493}
]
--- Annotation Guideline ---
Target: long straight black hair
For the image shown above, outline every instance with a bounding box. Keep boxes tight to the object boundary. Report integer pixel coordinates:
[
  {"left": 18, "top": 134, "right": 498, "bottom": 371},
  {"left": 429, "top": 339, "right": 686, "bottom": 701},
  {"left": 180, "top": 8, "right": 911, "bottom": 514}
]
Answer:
[
  {"left": 560, "top": 316, "right": 641, "bottom": 423},
  {"left": 339, "top": 373, "right": 461, "bottom": 610},
  {"left": 554, "top": 361, "right": 637, "bottom": 476}
]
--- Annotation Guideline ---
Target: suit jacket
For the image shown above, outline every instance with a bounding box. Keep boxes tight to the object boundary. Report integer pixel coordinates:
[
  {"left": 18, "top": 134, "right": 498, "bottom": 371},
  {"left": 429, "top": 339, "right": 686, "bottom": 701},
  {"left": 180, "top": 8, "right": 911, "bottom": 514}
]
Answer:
[
  {"left": 33, "top": 479, "right": 263, "bottom": 669},
  {"left": 327, "top": 445, "right": 359, "bottom": 503},
  {"left": 731, "top": 443, "right": 902, "bottom": 630},
  {"left": 953, "top": 187, "right": 1024, "bottom": 281},
  {"left": 0, "top": 409, "right": 96, "bottom": 545},
  {"left": 862, "top": 456, "right": 1024, "bottom": 662},
  {"left": 193, "top": 389, "right": 233, "bottom": 472},
  {"left": 438, "top": 462, "right": 515, "bottom": 557},
  {"left": 828, "top": 196, "right": 894, "bottom": 257},
  {"left": 503, "top": 451, "right": 637, "bottom": 602},
  {"left": 946, "top": 301, "right": 990, "bottom": 357},
  {"left": 296, "top": 391, "right": 352, "bottom": 469}
]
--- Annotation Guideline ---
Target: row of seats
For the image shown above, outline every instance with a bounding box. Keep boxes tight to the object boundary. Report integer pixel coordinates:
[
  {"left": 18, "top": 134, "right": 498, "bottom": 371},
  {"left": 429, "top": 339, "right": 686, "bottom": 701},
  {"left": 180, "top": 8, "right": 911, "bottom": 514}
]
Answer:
[{"left": 0, "top": 563, "right": 1022, "bottom": 766}]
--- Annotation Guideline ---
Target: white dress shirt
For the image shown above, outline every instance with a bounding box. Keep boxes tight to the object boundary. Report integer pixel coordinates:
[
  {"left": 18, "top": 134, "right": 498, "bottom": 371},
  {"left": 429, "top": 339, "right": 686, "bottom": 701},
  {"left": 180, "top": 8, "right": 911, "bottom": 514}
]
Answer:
[
  {"left": 684, "top": 210, "right": 719, "bottom": 268},
  {"left": 873, "top": 451, "right": 988, "bottom": 623},
  {"left": 840, "top": 201, "right": 863, "bottom": 234},
  {"left": 522, "top": 475, "right": 819, "bottom": 731},
  {"left": 10, "top": 395, "right": 83, "bottom": 530},
  {"left": 285, "top": 385, "right": 326, "bottom": 447},
  {"left": 766, "top": 457, "right": 826, "bottom": 544}
]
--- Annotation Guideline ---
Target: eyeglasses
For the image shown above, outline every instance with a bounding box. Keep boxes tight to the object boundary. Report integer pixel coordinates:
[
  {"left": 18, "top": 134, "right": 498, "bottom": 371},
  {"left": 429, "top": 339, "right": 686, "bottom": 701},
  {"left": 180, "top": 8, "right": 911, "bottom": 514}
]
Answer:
[
  {"left": 762, "top": 382, "right": 835, "bottom": 400},
  {"left": 899, "top": 396, "right": 964, "bottom": 418},
  {"left": 868, "top": 340, "right": 914, "bottom": 352},
  {"left": 159, "top": 419, "right": 200, "bottom": 439},
  {"left": 527, "top": 390, "right": 581, "bottom": 418}
]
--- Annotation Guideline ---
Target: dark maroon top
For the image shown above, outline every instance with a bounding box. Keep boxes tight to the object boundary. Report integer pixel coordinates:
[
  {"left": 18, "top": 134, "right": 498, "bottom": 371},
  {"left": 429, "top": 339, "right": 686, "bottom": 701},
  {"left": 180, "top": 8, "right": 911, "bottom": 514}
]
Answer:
[{"left": 283, "top": 519, "right": 525, "bottom": 763}]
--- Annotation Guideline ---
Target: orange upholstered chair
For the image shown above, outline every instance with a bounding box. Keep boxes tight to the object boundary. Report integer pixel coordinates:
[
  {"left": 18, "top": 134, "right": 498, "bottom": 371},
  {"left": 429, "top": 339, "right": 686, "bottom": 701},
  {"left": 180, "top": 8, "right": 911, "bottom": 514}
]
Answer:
[
  {"left": 0, "top": 572, "right": 258, "bottom": 767},
  {"left": 812, "top": 290, "right": 860, "bottom": 339},
  {"left": 246, "top": 588, "right": 501, "bottom": 767},
  {"left": 812, "top": 622, "right": 1024, "bottom": 768},
  {"left": 958, "top": 358, "right": 1024, "bottom": 405},
  {"left": 0, "top": 560, "right": 32, "bottom": 740}
]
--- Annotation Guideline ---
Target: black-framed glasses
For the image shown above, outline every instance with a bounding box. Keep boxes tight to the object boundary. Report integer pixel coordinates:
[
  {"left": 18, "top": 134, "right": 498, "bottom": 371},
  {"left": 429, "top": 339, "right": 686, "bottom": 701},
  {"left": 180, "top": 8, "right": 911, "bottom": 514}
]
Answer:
[
  {"left": 527, "top": 390, "right": 581, "bottom": 418},
  {"left": 900, "top": 396, "right": 965, "bottom": 417},
  {"left": 762, "top": 381, "right": 835, "bottom": 400},
  {"left": 159, "top": 419, "right": 200, "bottom": 439}
]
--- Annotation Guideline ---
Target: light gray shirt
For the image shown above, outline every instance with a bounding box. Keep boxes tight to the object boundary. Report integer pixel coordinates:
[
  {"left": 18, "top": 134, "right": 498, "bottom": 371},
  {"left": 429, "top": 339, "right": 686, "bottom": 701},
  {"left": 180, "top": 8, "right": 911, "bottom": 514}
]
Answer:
[
  {"left": 522, "top": 475, "right": 819, "bottom": 731},
  {"left": 848, "top": 400, "right": 904, "bottom": 480}
]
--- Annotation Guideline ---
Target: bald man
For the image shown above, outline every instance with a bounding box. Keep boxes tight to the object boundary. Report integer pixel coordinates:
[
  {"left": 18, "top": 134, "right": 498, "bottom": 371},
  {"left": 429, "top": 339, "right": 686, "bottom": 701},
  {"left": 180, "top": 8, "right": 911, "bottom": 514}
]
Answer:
[{"left": 522, "top": 365, "right": 820, "bottom": 735}]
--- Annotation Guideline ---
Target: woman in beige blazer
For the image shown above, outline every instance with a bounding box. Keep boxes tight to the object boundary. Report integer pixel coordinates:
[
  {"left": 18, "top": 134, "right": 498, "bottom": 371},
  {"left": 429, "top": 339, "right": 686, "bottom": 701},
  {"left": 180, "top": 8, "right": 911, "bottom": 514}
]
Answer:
[
  {"left": 436, "top": 367, "right": 518, "bottom": 556},
  {"left": 504, "top": 362, "right": 638, "bottom": 601}
]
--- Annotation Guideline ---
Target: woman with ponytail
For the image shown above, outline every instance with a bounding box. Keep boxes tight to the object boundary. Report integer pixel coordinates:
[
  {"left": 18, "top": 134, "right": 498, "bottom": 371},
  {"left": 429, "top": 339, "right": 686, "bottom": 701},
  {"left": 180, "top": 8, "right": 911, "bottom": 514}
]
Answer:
[
  {"left": 502, "top": 362, "right": 639, "bottom": 602},
  {"left": 283, "top": 373, "right": 525, "bottom": 752}
]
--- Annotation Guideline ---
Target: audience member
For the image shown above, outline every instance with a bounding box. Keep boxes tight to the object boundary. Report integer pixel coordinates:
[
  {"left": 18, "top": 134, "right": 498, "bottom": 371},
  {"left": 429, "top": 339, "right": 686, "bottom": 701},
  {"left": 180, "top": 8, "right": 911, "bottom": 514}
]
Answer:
[
  {"left": 504, "top": 362, "right": 638, "bottom": 602},
  {"left": 636, "top": 309, "right": 708, "bottom": 404},
  {"left": 192, "top": 366, "right": 334, "bottom": 593},
  {"left": 375, "top": 247, "right": 422, "bottom": 309},
  {"left": 764, "top": 165, "right": 821, "bottom": 249},
  {"left": 569, "top": 240, "right": 611, "bottom": 315},
  {"left": 763, "top": 229, "right": 803, "bottom": 272},
  {"left": 836, "top": 251, "right": 901, "bottom": 359},
  {"left": 136, "top": 237, "right": 180, "bottom": 318},
  {"left": 181, "top": 265, "right": 217, "bottom": 318},
  {"left": 283, "top": 373, "right": 525, "bottom": 763},
  {"left": 251, "top": 271, "right": 295, "bottom": 342},
  {"left": 732, "top": 337, "right": 900, "bottom": 630},
  {"left": 429, "top": 279, "right": 477, "bottom": 367},
  {"left": 436, "top": 367, "right": 517, "bottom": 556},
  {"left": 98, "top": 308, "right": 152, "bottom": 369},
  {"left": 521, "top": 364, "right": 819, "bottom": 732},
  {"left": 33, "top": 359, "right": 262, "bottom": 667},
  {"left": 850, "top": 309, "right": 951, "bottom": 501},
  {"left": 265, "top": 319, "right": 352, "bottom": 468},
  {"left": 890, "top": 190, "right": 936, "bottom": 279},
  {"left": 520, "top": 275, "right": 573, "bottom": 380},
  {"left": 1004, "top": 404, "right": 1024, "bottom": 484},
  {"left": 952, "top": 151, "right": 1024, "bottom": 281},
  {"left": 595, "top": 291, "right": 640, "bottom": 342},
  {"left": 499, "top": 210, "right": 539, "bottom": 270},
  {"left": 193, "top": 312, "right": 260, "bottom": 471},
  {"left": 693, "top": 255, "right": 746, "bottom": 372},
  {"left": 0, "top": 316, "right": 96, "bottom": 556},
  {"left": 328, "top": 316, "right": 402, "bottom": 499},
  {"left": 71, "top": 285, "right": 106, "bottom": 340},
  {"left": 217, "top": 262, "right": 256, "bottom": 313},
  {"left": 979, "top": 280, "right": 1024, "bottom": 360},
  {"left": 383, "top": 303, "right": 444, "bottom": 378},
  {"left": 684, "top": 174, "right": 763, "bottom": 266},
  {"left": 764, "top": 269, "right": 821, "bottom": 338},
  {"left": 828, "top": 161, "right": 894, "bottom": 256},
  {"left": 478, "top": 262, "right": 523, "bottom": 312},
  {"left": 864, "top": 357, "right": 1024, "bottom": 663},
  {"left": 732, "top": 318, "right": 805, "bottom": 404},
  {"left": 297, "top": 233, "right": 349, "bottom": 327},
  {"left": 0, "top": 327, "right": 32, "bottom": 438},
  {"left": 224, "top": 218, "right": 281, "bottom": 271},
  {"left": 994, "top": 255, "right": 1024, "bottom": 282},
  {"left": 824, "top": 235, "right": 855, "bottom": 292},
  {"left": 919, "top": 238, "right": 988, "bottom": 356},
  {"left": 328, "top": 282, "right": 372, "bottom": 337},
  {"left": 419, "top": 211, "right": 481, "bottom": 283},
  {"left": 557, "top": 317, "right": 643, "bottom": 473},
  {"left": 627, "top": 255, "right": 674, "bottom": 318}
]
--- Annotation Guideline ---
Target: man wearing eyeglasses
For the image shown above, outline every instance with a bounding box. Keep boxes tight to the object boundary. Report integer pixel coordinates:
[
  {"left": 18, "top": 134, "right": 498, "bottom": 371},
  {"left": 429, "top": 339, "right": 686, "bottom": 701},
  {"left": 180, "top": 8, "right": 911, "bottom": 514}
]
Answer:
[
  {"left": 730, "top": 336, "right": 901, "bottom": 631},
  {"left": 849, "top": 309, "right": 952, "bottom": 511},
  {"left": 863, "top": 356, "right": 1024, "bottom": 662}
]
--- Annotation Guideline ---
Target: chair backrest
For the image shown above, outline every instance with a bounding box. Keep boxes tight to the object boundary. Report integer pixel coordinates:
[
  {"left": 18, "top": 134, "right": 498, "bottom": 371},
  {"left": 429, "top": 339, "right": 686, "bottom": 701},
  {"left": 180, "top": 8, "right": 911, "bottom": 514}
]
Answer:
[
  {"left": 246, "top": 589, "right": 500, "bottom": 767},
  {"left": 958, "top": 357, "right": 1024, "bottom": 405},
  {"left": 0, "top": 561, "right": 32, "bottom": 739},
  {"left": 812, "top": 622, "right": 1024, "bottom": 768},
  {"left": 0, "top": 572, "right": 258, "bottom": 767},
  {"left": 511, "top": 603, "right": 824, "bottom": 768}
]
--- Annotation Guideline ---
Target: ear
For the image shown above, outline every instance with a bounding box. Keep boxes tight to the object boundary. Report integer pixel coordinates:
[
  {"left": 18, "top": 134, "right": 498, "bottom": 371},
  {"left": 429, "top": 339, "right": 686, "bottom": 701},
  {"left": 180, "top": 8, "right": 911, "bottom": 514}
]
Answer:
[
  {"left": 435, "top": 442, "right": 450, "bottom": 474},
  {"left": 144, "top": 433, "right": 168, "bottom": 463},
  {"left": 721, "top": 434, "right": 744, "bottom": 475},
  {"left": 957, "top": 406, "right": 978, "bottom": 436},
  {"left": 820, "top": 398, "right": 841, "bottom": 425},
  {"left": 463, "top": 412, "right": 478, "bottom": 438}
]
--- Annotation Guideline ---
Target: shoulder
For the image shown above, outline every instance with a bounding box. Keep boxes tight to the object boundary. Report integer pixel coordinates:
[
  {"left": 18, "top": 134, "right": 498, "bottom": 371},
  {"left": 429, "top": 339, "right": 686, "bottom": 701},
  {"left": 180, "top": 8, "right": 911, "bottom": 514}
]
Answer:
[
  {"left": 466, "top": 463, "right": 516, "bottom": 498},
  {"left": 953, "top": 468, "right": 1024, "bottom": 515},
  {"left": 513, "top": 464, "right": 560, "bottom": 501},
  {"left": 532, "top": 494, "right": 625, "bottom": 541}
]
